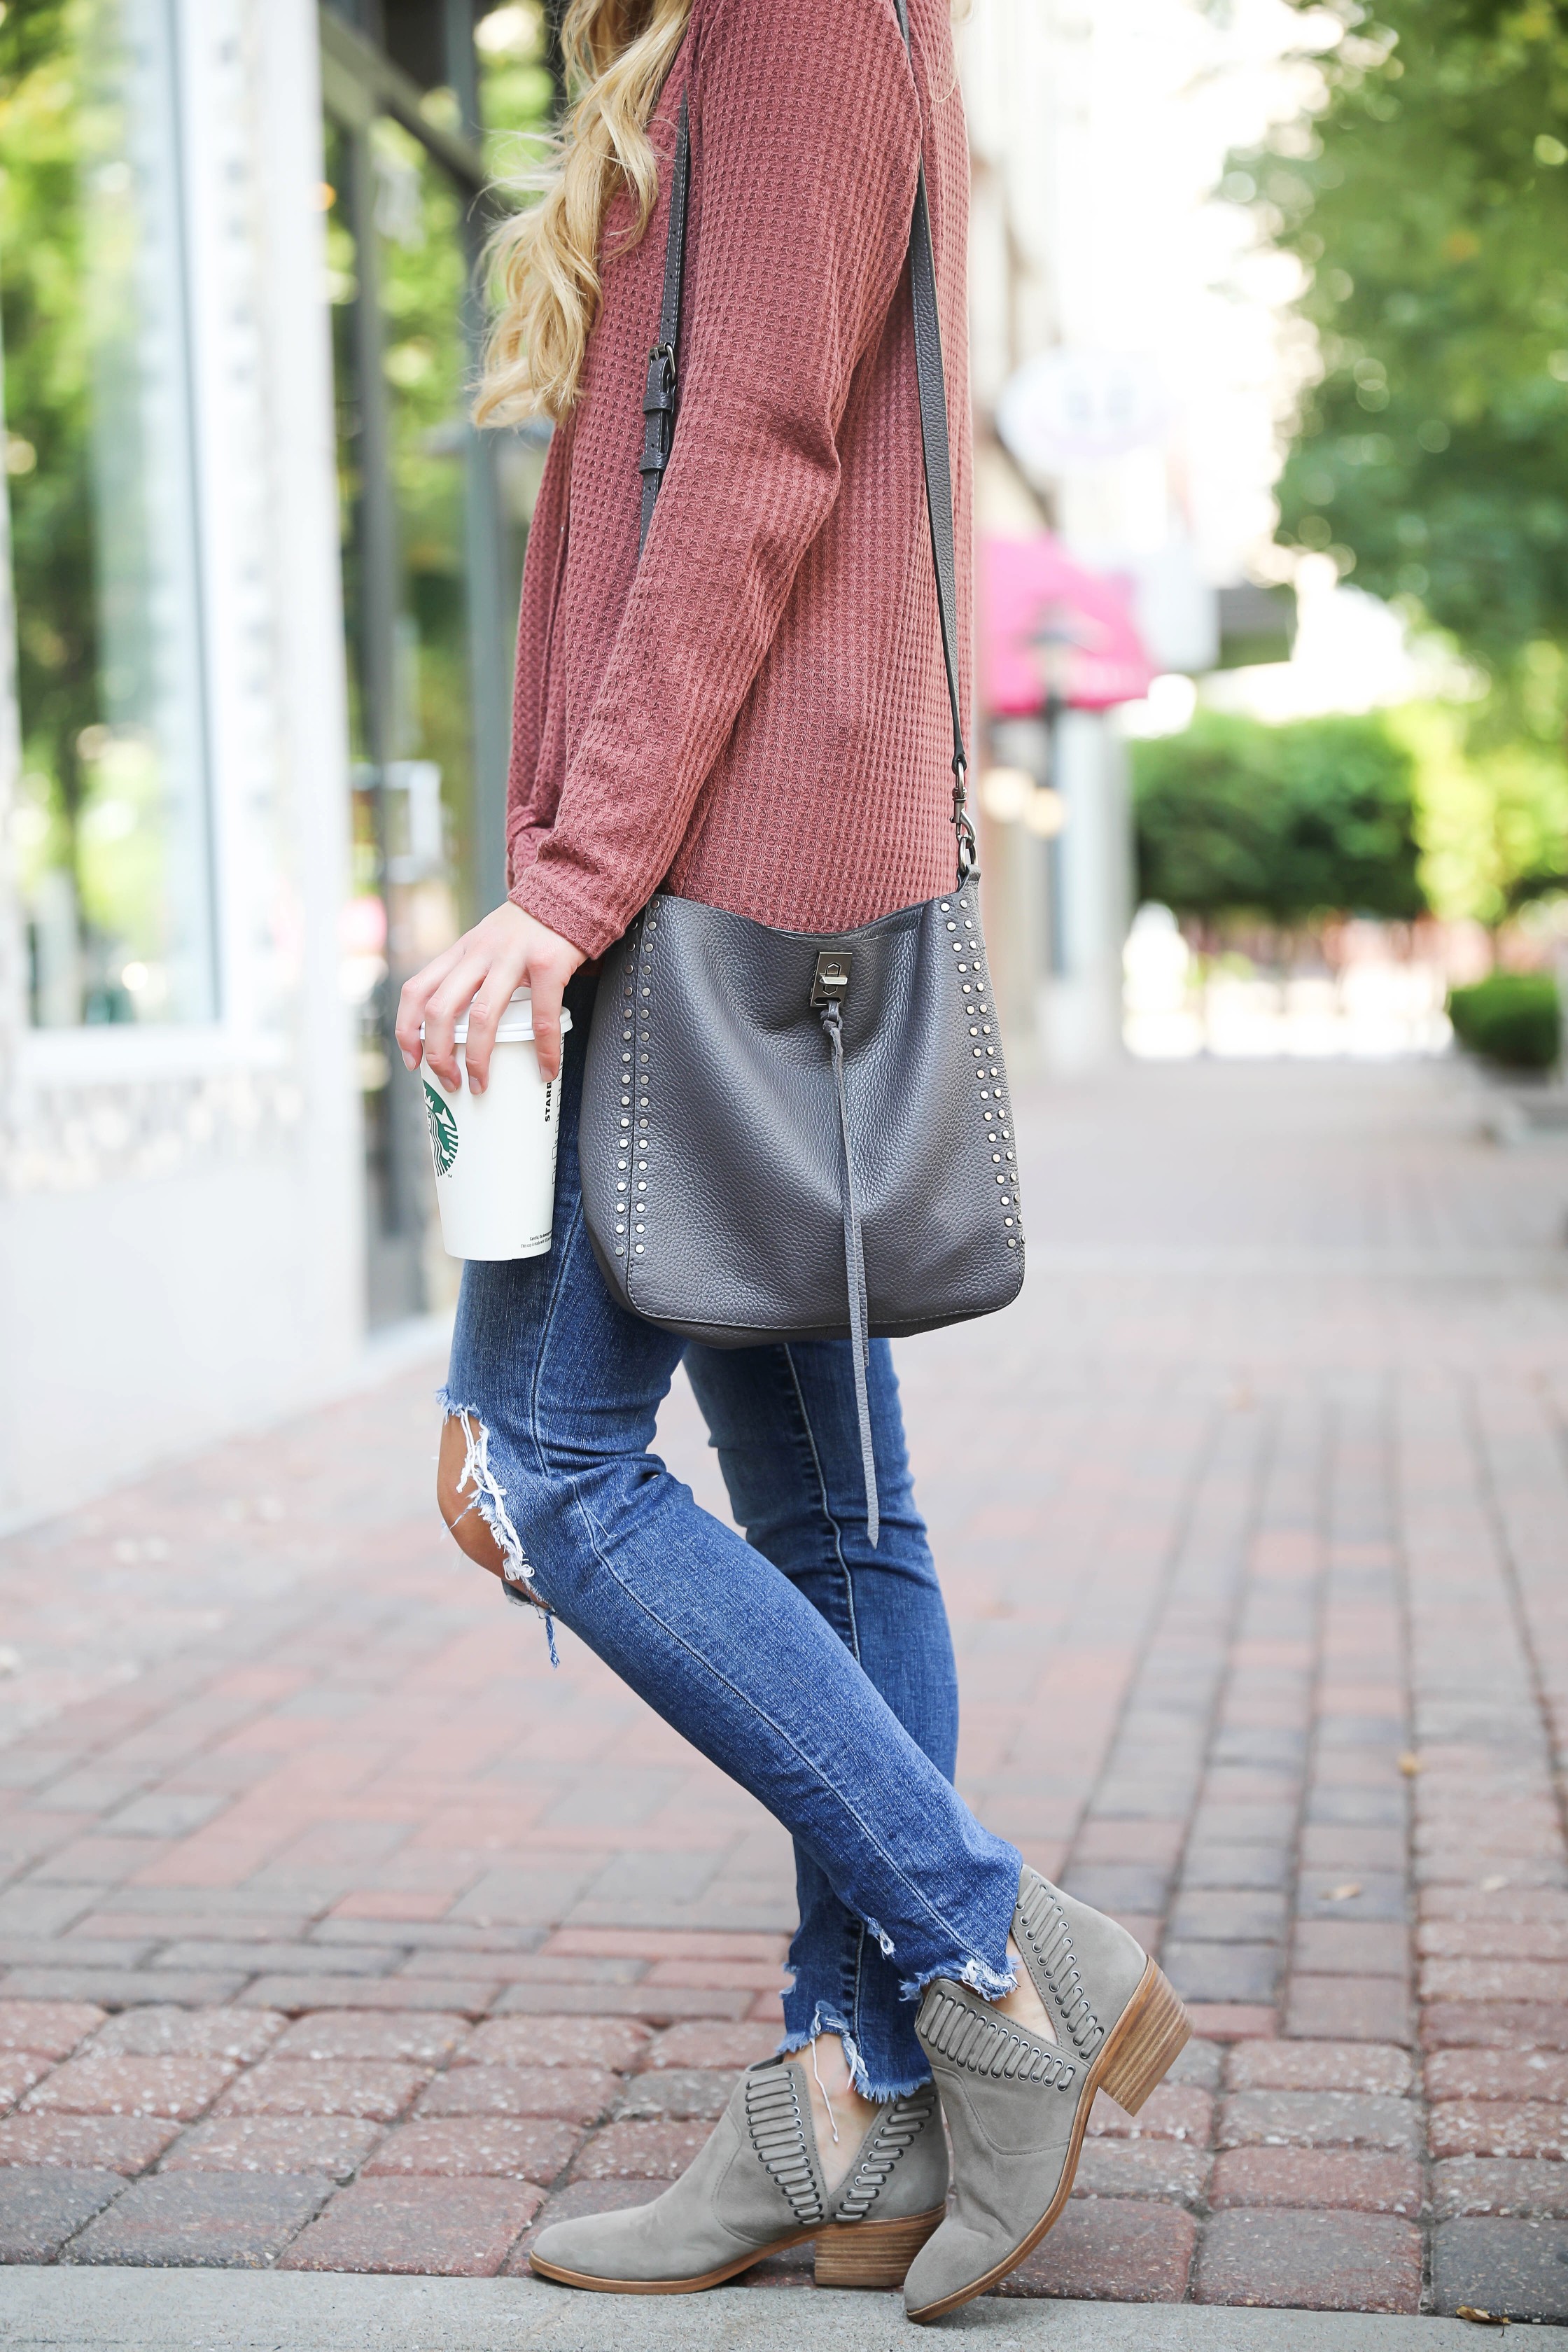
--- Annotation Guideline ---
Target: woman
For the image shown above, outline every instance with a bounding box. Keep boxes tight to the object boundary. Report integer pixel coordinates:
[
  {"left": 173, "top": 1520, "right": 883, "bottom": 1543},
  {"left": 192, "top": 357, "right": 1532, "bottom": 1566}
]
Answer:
[{"left": 395, "top": 0, "right": 1187, "bottom": 2318}]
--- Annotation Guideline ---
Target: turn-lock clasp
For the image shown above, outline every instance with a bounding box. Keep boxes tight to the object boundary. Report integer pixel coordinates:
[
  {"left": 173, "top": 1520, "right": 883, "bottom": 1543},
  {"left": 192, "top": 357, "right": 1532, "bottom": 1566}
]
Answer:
[{"left": 810, "top": 950, "right": 853, "bottom": 1009}]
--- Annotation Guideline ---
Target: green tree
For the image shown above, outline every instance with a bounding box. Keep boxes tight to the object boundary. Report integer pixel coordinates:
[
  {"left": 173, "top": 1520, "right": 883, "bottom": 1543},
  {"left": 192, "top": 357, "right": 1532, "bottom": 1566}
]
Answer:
[
  {"left": 1392, "top": 680, "right": 1568, "bottom": 921},
  {"left": 1246, "top": 0, "right": 1568, "bottom": 673},
  {"left": 0, "top": 0, "right": 99, "bottom": 882},
  {"left": 1133, "top": 711, "right": 1426, "bottom": 923}
]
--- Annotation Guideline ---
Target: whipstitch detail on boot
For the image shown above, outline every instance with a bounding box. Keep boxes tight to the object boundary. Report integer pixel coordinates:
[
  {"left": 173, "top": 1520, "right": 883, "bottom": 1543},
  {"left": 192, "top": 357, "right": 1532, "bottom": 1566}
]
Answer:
[
  {"left": 745, "top": 2067, "right": 825, "bottom": 2228},
  {"left": 1016, "top": 1877, "right": 1104, "bottom": 2057},
  {"left": 919, "top": 1990, "right": 1077, "bottom": 2087},
  {"left": 834, "top": 2088, "right": 935, "bottom": 2223}
]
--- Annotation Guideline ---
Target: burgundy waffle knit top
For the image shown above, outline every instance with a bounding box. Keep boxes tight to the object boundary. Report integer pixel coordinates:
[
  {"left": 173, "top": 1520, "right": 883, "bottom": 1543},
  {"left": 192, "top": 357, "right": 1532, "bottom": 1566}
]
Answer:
[{"left": 504, "top": 0, "right": 972, "bottom": 960}]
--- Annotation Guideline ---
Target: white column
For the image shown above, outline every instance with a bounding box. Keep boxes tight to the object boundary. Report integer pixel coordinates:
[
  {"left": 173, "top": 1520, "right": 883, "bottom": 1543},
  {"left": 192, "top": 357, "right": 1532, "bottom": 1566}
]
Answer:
[
  {"left": 1040, "top": 712, "right": 1130, "bottom": 1072},
  {"left": 246, "top": 0, "right": 364, "bottom": 1362}
]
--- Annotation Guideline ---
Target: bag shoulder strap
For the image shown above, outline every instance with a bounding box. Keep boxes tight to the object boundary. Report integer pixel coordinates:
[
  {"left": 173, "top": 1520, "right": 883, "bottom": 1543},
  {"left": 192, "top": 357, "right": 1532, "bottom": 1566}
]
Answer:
[
  {"left": 638, "top": 91, "right": 692, "bottom": 550},
  {"left": 638, "top": 6, "right": 976, "bottom": 884},
  {"left": 893, "top": 0, "right": 972, "bottom": 873}
]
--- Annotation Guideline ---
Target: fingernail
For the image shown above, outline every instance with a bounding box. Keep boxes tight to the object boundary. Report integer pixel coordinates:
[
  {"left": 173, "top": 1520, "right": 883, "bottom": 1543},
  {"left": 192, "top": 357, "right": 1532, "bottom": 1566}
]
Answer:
[{"left": 402, "top": 1052, "right": 417, "bottom": 1071}]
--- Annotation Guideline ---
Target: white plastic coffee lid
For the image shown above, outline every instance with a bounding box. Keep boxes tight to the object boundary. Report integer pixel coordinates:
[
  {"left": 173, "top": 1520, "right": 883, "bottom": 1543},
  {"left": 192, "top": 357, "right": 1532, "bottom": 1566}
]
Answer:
[{"left": 446, "top": 988, "right": 573, "bottom": 1047}]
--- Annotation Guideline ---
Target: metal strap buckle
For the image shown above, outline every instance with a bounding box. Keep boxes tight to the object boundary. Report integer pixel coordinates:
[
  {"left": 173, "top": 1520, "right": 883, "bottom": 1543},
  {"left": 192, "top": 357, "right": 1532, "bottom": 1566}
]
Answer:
[
  {"left": 952, "top": 763, "right": 979, "bottom": 881},
  {"left": 643, "top": 343, "right": 676, "bottom": 415}
]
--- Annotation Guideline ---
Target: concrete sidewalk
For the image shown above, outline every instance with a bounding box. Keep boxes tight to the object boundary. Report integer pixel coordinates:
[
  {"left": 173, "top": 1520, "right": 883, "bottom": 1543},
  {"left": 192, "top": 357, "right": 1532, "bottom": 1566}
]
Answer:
[
  {"left": 3, "top": 1057, "right": 1568, "bottom": 2316},
  {"left": 3, "top": 2269, "right": 1562, "bottom": 2348}
]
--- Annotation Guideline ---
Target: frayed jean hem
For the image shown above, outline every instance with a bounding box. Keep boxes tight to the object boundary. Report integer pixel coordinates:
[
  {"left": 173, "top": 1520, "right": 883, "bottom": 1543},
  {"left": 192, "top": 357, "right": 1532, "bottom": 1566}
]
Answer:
[
  {"left": 898, "top": 1946, "right": 1017, "bottom": 2008},
  {"left": 776, "top": 2003, "right": 932, "bottom": 2104}
]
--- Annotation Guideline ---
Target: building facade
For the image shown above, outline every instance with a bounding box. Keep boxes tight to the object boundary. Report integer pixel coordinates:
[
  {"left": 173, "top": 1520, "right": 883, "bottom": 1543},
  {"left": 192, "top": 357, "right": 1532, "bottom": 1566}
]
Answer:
[{"left": 0, "top": 0, "right": 548, "bottom": 1524}]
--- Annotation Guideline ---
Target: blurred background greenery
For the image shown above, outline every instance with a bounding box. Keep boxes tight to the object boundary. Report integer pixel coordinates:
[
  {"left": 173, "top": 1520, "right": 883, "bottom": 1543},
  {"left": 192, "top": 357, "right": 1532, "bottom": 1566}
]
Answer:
[{"left": 1127, "top": 0, "right": 1568, "bottom": 1067}]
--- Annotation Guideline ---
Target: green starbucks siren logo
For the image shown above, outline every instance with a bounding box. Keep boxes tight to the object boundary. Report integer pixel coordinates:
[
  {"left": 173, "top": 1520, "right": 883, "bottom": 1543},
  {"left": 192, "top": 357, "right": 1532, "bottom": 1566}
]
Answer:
[{"left": 424, "top": 1079, "right": 458, "bottom": 1177}]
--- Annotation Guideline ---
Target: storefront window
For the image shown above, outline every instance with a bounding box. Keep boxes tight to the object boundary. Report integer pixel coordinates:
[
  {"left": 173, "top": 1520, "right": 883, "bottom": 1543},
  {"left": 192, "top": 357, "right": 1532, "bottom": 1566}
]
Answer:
[
  {"left": 323, "top": 0, "right": 552, "bottom": 1324},
  {"left": 0, "top": 0, "right": 211, "bottom": 1029}
]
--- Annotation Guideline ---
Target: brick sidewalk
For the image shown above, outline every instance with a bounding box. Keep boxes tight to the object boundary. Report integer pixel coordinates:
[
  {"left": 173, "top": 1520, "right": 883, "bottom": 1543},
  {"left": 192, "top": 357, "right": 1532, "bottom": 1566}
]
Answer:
[{"left": 3, "top": 1058, "right": 1568, "bottom": 2314}]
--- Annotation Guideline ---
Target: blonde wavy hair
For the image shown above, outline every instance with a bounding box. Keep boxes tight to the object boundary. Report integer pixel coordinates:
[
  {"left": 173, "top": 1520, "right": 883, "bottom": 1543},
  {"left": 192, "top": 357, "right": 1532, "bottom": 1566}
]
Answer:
[{"left": 475, "top": 0, "right": 694, "bottom": 426}]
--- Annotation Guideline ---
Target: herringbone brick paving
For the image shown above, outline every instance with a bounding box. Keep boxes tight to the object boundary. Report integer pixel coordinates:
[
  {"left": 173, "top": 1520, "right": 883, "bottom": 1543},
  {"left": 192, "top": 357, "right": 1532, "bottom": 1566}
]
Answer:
[{"left": 4, "top": 1058, "right": 1568, "bottom": 2312}]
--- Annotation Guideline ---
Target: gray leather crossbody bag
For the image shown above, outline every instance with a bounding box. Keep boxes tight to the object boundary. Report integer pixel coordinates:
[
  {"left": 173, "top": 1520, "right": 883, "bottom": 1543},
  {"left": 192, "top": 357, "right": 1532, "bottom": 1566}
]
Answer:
[{"left": 580, "top": 0, "right": 1025, "bottom": 1538}]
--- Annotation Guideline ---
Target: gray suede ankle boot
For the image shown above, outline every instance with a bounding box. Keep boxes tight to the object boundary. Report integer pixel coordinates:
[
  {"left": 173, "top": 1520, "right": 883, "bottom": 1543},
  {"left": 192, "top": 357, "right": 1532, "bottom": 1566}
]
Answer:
[
  {"left": 528, "top": 2054, "right": 948, "bottom": 2294},
  {"left": 903, "top": 1866, "right": 1190, "bottom": 2323}
]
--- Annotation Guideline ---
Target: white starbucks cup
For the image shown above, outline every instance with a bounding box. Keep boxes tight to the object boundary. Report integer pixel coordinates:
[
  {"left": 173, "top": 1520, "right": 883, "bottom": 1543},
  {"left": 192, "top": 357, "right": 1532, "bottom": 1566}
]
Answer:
[{"left": 420, "top": 988, "right": 572, "bottom": 1261}]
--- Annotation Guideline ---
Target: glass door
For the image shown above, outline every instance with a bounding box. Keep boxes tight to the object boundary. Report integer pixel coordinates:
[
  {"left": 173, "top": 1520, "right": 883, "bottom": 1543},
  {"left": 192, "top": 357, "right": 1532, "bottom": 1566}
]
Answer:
[{"left": 1, "top": 0, "right": 214, "bottom": 1031}]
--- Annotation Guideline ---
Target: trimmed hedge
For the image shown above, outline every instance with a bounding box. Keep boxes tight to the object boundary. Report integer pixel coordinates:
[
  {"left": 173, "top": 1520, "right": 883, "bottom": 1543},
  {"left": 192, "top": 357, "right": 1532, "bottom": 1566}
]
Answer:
[
  {"left": 1448, "top": 973, "right": 1561, "bottom": 1070},
  {"left": 1132, "top": 711, "right": 1425, "bottom": 924}
]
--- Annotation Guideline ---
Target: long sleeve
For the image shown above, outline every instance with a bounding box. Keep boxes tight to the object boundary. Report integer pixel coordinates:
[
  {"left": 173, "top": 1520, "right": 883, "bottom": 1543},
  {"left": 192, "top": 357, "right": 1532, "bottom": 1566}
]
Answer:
[
  {"left": 504, "top": 424, "right": 571, "bottom": 893},
  {"left": 510, "top": 0, "right": 923, "bottom": 957}
]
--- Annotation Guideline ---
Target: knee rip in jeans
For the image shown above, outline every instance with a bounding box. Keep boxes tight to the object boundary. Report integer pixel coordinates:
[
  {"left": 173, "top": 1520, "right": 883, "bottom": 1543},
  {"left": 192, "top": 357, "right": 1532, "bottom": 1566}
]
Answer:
[{"left": 438, "top": 1395, "right": 559, "bottom": 1667}]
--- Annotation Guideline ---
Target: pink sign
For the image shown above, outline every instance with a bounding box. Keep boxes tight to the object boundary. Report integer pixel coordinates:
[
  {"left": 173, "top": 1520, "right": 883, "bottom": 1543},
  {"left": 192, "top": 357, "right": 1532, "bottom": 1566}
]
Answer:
[{"left": 981, "top": 534, "right": 1154, "bottom": 714}]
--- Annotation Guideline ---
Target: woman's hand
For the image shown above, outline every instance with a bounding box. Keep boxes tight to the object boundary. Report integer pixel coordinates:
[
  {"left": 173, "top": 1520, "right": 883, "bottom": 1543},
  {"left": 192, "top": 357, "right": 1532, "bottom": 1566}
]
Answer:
[{"left": 395, "top": 902, "right": 586, "bottom": 1093}]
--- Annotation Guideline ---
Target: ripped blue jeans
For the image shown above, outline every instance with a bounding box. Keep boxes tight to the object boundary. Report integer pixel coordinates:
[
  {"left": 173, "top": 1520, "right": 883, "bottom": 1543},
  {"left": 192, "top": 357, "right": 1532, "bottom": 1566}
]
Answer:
[{"left": 441, "top": 972, "right": 1021, "bottom": 2099}]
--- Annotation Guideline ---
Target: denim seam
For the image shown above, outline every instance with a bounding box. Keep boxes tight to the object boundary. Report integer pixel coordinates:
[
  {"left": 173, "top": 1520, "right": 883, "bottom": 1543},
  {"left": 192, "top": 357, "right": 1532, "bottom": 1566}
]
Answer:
[
  {"left": 704, "top": 1345, "right": 876, "bottom": 2059},
  {"left": 522, "top": 1191, "right": 1008, "bottom": 1996},
  {"left": 522, "top": 1190, "right": 594, "bottom": 1515},
  {"left": 781, "top": 1343, "right": 861, "bottom": 1660},
  {"left": 848, "top": 1918, "right": 869, "bottom": 2070},
  {"left": 551, "top": 1469, "right": 1005, "bottom": 1985}
]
